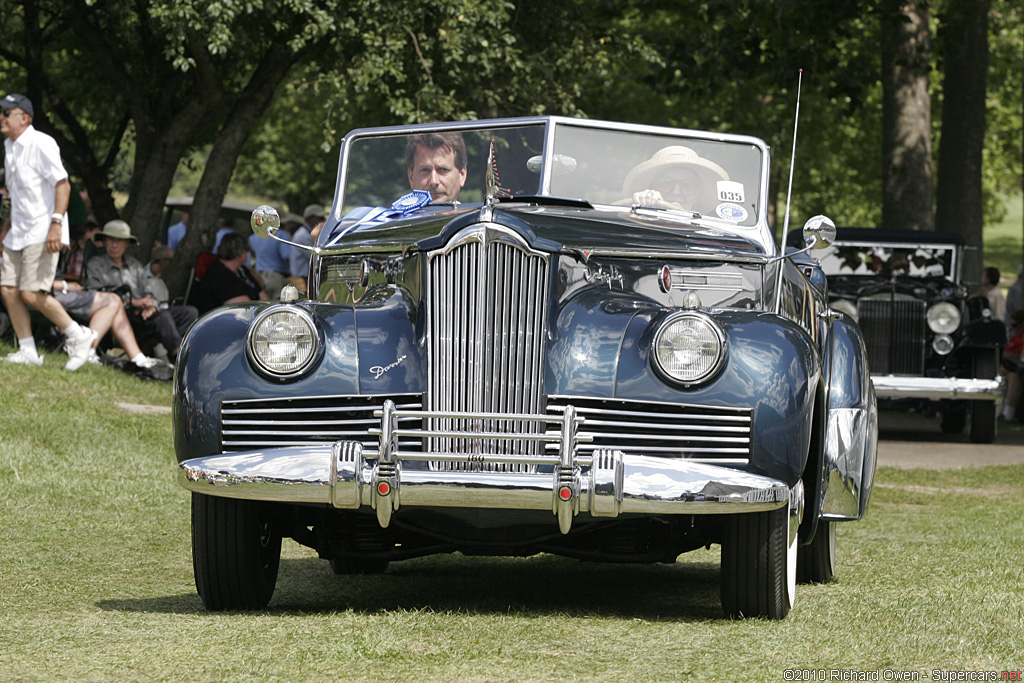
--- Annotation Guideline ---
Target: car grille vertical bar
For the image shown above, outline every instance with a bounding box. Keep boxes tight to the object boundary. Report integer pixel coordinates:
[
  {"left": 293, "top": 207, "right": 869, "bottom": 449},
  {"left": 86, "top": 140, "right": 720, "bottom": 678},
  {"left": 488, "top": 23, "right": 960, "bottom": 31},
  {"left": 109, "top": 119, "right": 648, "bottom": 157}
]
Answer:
[
  {"left": 427, "top": 227, "right": 550, "bottom": 471},
  {"left": 858, "top": 297, "right": 926, "bottom": 375}
]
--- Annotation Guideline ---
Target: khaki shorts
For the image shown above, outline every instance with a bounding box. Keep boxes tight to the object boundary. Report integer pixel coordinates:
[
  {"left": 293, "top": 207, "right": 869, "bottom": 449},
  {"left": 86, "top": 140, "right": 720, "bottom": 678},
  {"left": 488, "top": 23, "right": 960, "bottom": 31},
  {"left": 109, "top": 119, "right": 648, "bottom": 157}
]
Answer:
[{"left": 1, "top": 243, "right": 60, "bottom": 292}]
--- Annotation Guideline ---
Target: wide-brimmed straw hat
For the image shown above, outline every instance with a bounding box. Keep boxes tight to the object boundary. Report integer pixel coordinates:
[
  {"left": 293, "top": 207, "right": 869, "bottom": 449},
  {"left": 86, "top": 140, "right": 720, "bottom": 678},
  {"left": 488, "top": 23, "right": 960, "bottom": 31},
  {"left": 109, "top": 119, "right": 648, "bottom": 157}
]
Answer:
[
  {"left": 99, "top": 219, "right": 138, "bottom": 243},
  {"left": 622, "top": 146, "right": 730, "bottom": 195}
]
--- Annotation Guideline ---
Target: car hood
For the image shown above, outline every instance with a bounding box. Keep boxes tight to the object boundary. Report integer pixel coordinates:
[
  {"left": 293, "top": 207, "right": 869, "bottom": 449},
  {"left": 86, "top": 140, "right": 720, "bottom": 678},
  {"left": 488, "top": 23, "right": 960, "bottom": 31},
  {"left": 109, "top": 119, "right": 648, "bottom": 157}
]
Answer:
[{"left": 324, "top": 203, "right": 771, "bottom": 259}]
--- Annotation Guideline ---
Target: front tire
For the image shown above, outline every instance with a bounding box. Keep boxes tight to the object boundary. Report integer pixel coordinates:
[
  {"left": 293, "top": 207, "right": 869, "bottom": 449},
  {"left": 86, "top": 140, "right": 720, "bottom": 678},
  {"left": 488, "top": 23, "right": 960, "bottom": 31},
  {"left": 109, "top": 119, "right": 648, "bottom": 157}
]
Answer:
[
  {"left": 797, "top": 520, "right": 836, "bottom": 584},
  {"left": 970, "top": 351, "right": 999, "bottom": 444},
  {"left": 192, "top": 493, "right": 282, "bottom": 611},
  {"left": 720, "top": 506, "right": 795, "bottom": 619}
]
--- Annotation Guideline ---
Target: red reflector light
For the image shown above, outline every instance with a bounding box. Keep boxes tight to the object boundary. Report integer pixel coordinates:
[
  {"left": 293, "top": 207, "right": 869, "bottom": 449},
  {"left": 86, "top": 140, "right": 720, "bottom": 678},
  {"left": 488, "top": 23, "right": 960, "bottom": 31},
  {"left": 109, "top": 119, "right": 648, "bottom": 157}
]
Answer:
[
  {"left": 377, "top": 482, "right": 391, "bottom": 496},
  {"left": 558, "top": 486, "right": 572, "bottom": 501}
]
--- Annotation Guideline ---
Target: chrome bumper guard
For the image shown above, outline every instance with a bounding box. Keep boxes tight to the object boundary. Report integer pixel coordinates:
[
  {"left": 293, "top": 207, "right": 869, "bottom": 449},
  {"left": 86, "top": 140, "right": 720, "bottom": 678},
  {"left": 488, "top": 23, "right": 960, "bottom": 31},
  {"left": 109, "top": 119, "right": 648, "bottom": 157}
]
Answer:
[
  {"left": 179, "top": 400, "right": 791, "bottom": 534},
  {"left": 871, "top": 375, "right": 1004, "bottom": 401}
]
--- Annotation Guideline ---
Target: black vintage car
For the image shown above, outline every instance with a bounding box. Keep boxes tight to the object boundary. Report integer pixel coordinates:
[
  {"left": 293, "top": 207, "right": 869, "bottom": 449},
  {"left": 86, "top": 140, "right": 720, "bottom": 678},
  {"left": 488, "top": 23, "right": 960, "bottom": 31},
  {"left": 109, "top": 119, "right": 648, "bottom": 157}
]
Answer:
[
  {"left": 175, "top": 117, "right": 877, "bottom": 619},
  {"left": 789, "top": 228, "right": 1005, "bottom": 443}
]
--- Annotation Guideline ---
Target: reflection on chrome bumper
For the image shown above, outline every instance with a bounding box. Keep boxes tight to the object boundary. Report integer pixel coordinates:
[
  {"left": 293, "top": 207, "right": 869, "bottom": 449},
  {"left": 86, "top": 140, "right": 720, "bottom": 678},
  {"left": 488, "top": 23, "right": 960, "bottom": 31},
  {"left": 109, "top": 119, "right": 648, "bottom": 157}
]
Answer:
[
  {"left": 871, "top": 375, "right": 1003, "bottom": 401},
  {"left": 179, "top": 447, "right": 791, "bottom": 535}
]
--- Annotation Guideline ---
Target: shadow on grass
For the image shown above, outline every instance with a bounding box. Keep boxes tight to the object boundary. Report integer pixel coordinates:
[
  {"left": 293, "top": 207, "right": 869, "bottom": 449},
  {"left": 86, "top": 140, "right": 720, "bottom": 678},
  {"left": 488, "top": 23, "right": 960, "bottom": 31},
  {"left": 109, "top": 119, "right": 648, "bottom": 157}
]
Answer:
[{"left": 97, "top": 553, "right": 725, "bottom": 621}]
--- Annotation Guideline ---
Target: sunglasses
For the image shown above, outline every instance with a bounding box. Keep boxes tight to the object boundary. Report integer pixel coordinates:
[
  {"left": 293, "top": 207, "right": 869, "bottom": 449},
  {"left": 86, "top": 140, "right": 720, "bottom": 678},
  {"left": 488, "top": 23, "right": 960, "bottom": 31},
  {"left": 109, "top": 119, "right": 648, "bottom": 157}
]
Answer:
[
  {"left": 651, "top": 177, "right": 700, "bottom": 195},
  {"left": 1, "top": 108, "right": 20, "bottom": 117}
]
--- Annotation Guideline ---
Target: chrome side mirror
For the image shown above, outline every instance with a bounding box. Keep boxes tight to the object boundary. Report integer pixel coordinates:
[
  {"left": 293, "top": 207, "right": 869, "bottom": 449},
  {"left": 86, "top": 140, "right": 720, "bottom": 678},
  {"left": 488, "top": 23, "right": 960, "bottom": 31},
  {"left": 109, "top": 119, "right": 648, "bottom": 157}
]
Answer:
[
  {"left": 802, "top": 215, "right": 836, "bottom": 250},
  {"left": 251, "top": 205, "right": 281, "bottom": 239}
]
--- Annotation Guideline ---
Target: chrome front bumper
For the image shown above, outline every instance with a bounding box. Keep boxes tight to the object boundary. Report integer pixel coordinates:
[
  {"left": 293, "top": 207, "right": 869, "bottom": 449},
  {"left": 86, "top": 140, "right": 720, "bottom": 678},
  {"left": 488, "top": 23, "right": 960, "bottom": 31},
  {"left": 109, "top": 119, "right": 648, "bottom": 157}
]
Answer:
[
  {"left": 179, "top": 401, "right": 793, "bottom": 535},
  {"left": 871, "top": 375, "right": 1004, "bottom": 401}
]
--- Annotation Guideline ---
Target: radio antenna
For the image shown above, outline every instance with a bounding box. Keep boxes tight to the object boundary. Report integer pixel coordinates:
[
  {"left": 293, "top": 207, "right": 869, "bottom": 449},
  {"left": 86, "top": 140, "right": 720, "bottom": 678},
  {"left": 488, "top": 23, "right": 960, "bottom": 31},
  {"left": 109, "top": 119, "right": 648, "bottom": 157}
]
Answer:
[{"left": 781, "top": 68, "right": 803, "bottom": 238}]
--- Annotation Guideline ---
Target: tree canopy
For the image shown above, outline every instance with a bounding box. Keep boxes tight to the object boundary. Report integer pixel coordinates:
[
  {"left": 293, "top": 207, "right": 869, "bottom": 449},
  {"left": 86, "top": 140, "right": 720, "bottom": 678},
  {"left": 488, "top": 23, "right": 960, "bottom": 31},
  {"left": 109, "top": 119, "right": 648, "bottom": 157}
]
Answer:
[{"left": 1, "top": 0, "right": 1021, "bottom": 289}]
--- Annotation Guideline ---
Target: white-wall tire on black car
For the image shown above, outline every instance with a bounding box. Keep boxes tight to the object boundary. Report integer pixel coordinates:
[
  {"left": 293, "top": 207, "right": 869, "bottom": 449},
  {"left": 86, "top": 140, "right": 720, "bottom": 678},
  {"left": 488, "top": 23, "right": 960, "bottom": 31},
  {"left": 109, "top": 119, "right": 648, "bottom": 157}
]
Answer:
[
  {"left": 720, "top": 506, "right": 797, "bottom": 619},
  {"left": 191, "top": 493, "right": 282, "bottom": 611}
]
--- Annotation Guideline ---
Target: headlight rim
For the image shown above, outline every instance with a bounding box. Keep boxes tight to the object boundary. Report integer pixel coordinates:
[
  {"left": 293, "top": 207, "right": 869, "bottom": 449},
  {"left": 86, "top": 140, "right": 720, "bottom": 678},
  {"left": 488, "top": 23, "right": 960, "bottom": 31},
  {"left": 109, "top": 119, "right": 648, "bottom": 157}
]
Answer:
[
  {"left": 927, "top": 301, "right": 961, "bottom": 335},
  {"left": 651, "top": 310, "right": 727, "bottom": 388},
  {"left": 246, "top": 305, "right": 322, "bottom": 380}
]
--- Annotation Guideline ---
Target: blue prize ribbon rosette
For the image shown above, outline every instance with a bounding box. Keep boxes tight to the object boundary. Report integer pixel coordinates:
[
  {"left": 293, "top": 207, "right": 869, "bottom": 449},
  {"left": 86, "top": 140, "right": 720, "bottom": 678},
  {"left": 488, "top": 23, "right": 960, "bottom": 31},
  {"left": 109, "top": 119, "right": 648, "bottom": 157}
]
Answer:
[{"left": 330, "top": 190, "right": 433, "bottom": 243}]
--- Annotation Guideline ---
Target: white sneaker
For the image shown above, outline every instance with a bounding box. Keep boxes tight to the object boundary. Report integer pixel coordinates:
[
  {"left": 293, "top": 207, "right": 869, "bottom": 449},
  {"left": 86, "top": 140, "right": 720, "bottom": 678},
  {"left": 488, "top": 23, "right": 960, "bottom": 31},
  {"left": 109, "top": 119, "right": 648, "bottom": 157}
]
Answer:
[
  {"left": 64, "top": 327, "right": 99, "bottom": 371},
  {"left": 5, "top": 348, "right": 44, "bottom": 366},
  {"left": 86, "top": 349, "right": 102, "bottom": 365},
  {"left": 133, "top": 355, "right": 160, "bottom": 369}
]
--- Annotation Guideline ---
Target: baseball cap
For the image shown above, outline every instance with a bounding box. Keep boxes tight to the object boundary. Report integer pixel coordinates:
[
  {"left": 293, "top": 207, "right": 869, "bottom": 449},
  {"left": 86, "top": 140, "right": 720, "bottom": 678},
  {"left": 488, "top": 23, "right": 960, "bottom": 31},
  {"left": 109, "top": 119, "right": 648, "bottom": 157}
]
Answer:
[
  {"left": 303, "top": 204, "right": 325, "bottom": 219},
  {"left": 1, "top": 93, "right": 33, "bottom": 118}
]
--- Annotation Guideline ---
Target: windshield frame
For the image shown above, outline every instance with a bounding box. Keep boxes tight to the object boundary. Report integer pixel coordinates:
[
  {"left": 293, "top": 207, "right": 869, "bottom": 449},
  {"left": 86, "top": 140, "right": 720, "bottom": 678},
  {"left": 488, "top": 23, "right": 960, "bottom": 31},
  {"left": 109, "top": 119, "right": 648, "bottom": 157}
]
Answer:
[{"left": 331, "top": 116, "right": 776, "bottom": 254}]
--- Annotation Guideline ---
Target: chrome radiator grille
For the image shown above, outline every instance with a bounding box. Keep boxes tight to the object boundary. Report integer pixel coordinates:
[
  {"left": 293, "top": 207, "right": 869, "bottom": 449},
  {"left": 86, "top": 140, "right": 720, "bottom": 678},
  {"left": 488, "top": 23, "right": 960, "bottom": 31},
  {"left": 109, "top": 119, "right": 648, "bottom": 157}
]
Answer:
[
  {"left": 426, "top": 228, "right": 550, "bottom": 471},
  {"left": 220, "top": 394, "right": 422, "bottom": 452},
  {"left": 547, "top": 396, "right": 753, "bottom": 463},
  {"left": 857, "top": 297, "right": 926, "bottom": 375}
]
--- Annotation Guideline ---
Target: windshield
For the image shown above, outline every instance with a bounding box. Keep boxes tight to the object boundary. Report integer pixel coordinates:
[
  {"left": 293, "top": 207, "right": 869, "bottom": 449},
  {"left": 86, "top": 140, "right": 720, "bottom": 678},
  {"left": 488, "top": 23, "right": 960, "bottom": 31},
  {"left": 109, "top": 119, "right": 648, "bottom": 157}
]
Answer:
[
  {"left": 817, "top": 242, "right": 956, "bottom": 280},
  {"left": 337, "top": 118, "right": 765, "bottom": 228}
]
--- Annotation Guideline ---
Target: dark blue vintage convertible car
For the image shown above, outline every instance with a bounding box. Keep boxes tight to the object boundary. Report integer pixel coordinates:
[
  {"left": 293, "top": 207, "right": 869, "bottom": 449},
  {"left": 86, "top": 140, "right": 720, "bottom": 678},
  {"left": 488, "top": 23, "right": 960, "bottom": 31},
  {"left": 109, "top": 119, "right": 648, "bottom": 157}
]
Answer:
[{"left": 175, "top": 117, "right": 877, "bottom": 619}]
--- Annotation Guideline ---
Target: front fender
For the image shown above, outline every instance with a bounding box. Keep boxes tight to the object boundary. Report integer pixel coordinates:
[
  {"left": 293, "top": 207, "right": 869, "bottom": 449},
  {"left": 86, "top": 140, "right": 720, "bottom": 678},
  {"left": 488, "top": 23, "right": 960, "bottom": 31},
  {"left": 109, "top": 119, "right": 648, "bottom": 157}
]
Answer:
[
  {"left": 548, "top": 296, "right": 819, "bottom": 484},
  {"left": 174, "top": 292, "right": 425, "bottom": 463},
  {"left": 819, "top": 312, "right": 877, "bottom": 522}
]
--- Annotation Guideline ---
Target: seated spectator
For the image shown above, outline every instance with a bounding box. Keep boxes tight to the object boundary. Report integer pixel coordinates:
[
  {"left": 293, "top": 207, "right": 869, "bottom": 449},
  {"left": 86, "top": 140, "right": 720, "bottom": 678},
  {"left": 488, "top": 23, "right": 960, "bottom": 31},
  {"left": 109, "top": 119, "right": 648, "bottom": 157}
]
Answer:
[
  {"left": 85, "top": 220, "right": 198, "bottom": 363},
  {"left": 145, "top": 244, "right": 174, "bottom": 306},
  {"left": 212, "top": 219, "right": 236, "bottom": 255},
  {"left": 999, "top": 309, "right": 1024, "bottom": 423},
  {"left": 51, "top": 276, "right": 167, "bottom": 377},
  {"left": 194, "top": 232, "right": 268, "bottom": 315},
  {"left": 249, "top": 226, "right": 291, "bottom": 300},
  {"left": 60, "top": 221, "right": 101, "bottom": 282}
]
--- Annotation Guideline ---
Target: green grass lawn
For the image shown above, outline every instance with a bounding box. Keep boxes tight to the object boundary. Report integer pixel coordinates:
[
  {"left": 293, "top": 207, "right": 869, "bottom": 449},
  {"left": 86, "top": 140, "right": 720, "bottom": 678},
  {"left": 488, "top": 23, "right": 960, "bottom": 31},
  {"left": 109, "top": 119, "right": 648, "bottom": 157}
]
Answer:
[
  {"left": 985, "top": 193, "right": 1024, "bottom": 283},
  {"left": 2, "top": 351, "right": 1023, "bottom": 682}
]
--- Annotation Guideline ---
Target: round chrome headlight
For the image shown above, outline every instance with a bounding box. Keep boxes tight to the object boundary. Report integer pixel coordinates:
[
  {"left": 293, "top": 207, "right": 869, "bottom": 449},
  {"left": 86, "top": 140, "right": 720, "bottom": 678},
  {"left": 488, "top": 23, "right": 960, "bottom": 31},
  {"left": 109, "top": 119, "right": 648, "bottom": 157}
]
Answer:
[
  {"left": 927, "top": 302, "right": 960, "bottom": 334},
  {"left": 652, "top": 312, "right": 726, "bottom": 386},
  {"left": 248, "top": 307, "right": 319, "bottom": 377}
]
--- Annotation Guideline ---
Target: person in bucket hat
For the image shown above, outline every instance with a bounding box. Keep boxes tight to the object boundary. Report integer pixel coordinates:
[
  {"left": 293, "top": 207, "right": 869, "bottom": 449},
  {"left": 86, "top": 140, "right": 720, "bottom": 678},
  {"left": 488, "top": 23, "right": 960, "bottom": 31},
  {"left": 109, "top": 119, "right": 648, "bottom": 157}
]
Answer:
[
  {"left": 86, "top": 219, "right": 197, "bottom": 362},
  {"left": 1, "top": 92, "right": 98, "bottom": 370}
]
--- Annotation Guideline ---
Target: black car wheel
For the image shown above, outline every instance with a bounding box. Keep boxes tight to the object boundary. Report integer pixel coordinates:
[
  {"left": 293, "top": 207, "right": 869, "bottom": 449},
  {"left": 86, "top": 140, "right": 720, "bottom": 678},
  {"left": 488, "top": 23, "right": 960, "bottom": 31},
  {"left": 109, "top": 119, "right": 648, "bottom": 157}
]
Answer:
[
  {"left": 192, "top": 493, "right": 282, "bottom": 611},
  {"left": 939, "top": 401, "right": 968, "bottom": 434},
  {"left": 796, "top": 520, "right": 836, "bottom": 584},
  {"left": 720, "top": 506, "right": 795, "bottom": 619},
  {"left": 970, "top": 351, "right": 999, "bottom": 444}
]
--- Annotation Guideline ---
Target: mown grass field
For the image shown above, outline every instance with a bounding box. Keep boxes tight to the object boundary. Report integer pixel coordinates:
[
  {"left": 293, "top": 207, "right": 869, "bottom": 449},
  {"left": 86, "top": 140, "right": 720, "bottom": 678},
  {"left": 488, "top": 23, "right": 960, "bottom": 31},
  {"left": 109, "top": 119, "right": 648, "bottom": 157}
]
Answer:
[{"left": 1, "top": 347, "right": 1022, "bottom": 682}]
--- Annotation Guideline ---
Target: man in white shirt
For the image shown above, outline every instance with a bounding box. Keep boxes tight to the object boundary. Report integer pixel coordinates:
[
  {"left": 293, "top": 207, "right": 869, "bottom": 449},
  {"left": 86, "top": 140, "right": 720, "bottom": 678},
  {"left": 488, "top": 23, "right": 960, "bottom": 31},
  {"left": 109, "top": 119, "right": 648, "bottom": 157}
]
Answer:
[{"left": 0, "top": 93, "right": 96, "bottom": 370}]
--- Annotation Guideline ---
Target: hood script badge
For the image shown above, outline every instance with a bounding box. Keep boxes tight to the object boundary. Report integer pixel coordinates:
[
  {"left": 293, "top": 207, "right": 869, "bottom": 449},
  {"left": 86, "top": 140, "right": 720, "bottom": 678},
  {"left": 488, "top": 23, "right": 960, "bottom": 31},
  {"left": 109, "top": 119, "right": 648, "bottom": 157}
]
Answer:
[{"left": 370, "top": 355, "right": 407, "bottom": 380}]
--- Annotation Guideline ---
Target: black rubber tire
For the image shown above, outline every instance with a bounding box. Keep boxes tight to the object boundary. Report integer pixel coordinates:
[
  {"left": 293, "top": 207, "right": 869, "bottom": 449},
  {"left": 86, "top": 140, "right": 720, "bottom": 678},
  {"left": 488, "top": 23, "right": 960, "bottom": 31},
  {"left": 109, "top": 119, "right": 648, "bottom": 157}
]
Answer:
[
  {"left": 970, "top": 351, "right": 999, "bottom": 444},
  {"left": 969, "top": 401, "right": 997, "bottom": 444},
  {"left": 720, "top": 506, "right": 793, "bottom": 619},
  {"left": 192, "top": 493, "right": 282, "bottom": 611},
  {"left": 796, "top": 520, "right": 836, "bottom": 584},
  {"left": 329, "top": 558, "right": 390, "bottom": 575},
  {"left": 939, "top": 402, "right": 968, "bottom": 434}
]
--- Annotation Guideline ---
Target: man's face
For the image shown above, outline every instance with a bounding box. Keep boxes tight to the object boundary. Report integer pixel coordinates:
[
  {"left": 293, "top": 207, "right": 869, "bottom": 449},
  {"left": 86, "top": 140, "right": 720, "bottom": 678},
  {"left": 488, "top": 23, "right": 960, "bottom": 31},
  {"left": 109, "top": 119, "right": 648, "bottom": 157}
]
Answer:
[
  {"left": 104, "top": 236, "right": 129, "bottom": 260},
  {"left": 407, "top": 144, "right": 466, "bottom": 202},
  {"left": 0, "top": 107, "right": 30, "bottom": 139}
]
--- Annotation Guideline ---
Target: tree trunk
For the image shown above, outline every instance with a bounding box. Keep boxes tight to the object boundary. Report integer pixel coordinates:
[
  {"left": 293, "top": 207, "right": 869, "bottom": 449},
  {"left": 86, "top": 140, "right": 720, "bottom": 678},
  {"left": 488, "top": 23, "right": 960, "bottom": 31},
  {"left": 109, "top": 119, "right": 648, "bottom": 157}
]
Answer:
[
  {"left": 935, "top": 0, "right": 990, "bottom": 272},
  {"left": 882, "top": 0, "right": 933, "bottom": 231}
]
